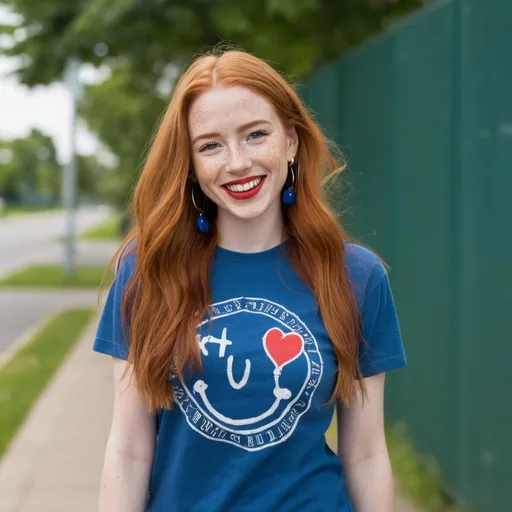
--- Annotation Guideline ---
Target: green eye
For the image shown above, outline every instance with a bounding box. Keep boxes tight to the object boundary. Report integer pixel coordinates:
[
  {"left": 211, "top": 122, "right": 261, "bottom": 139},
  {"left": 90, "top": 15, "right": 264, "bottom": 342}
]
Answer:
[{"left": 248, "top": 130, "right": 267, "bottom": 140}]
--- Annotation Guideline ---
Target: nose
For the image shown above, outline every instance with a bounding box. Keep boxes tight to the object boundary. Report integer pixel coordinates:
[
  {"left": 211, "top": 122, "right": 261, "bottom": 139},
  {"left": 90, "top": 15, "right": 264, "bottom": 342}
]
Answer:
[{"left": 226, "top": 144, "right": 251, "bottom": 174}]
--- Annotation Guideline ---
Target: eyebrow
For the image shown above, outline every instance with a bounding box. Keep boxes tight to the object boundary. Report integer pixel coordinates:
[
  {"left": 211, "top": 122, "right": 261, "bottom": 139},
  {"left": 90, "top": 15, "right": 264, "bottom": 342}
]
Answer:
[{"left": 191, "top": 119, "right": 272, "bottom": 145}]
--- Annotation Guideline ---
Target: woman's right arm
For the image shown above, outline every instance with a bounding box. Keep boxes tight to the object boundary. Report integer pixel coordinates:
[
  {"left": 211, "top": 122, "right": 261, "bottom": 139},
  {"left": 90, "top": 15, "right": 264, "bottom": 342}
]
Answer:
[{"left": 99, "top": 357, "right": 157, "bottom": 512}]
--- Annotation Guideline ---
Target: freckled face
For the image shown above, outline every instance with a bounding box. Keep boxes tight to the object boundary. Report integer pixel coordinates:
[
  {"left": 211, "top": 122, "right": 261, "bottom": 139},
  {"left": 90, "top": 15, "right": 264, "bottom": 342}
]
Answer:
[{"left": 188, "top": 86, "right": 298, "bottom": 222}]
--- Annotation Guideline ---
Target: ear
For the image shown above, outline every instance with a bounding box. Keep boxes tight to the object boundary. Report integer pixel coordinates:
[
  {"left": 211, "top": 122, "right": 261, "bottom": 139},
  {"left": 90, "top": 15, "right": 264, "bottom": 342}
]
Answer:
[{"left": 285, "top": 126, "right": 299, "bottom": 162}]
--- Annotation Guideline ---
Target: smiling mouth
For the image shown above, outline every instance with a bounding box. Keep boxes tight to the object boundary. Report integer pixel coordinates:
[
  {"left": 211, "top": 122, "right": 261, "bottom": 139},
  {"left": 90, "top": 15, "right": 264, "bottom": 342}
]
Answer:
[{"left": 222, "top": 176, "right": 266, "bottom": 200}]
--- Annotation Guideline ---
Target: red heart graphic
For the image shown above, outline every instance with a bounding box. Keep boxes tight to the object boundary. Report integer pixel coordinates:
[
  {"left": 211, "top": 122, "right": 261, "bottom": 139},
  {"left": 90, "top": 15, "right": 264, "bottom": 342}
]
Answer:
[{"left": 263, "top": 328, "right": 304, "bottom": 368}]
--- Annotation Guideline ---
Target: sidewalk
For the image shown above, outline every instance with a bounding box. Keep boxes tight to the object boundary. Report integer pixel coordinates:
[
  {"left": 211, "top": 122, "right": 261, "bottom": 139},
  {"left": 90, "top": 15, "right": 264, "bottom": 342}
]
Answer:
[{"left": 0, "top": 319, "right": 112, "bottom": 512}]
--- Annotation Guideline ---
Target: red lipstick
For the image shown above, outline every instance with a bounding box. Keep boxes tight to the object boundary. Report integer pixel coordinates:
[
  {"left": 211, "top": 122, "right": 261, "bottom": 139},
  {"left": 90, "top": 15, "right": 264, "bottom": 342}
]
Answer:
[{"left": 222, "top": 176, "right": 266, "bottom": 200}]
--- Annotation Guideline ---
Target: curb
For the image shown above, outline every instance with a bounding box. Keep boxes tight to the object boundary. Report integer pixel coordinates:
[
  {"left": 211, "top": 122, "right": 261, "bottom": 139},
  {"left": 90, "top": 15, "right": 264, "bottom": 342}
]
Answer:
[{"left": 0, "top": 315, "right": 55, "bottom": 370}]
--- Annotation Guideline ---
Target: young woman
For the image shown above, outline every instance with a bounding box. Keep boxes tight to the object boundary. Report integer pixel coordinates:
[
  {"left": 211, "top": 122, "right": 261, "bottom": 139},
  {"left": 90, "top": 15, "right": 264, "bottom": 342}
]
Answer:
[{"left": 94, "top": 49, "right": 406, "bottom": 512}]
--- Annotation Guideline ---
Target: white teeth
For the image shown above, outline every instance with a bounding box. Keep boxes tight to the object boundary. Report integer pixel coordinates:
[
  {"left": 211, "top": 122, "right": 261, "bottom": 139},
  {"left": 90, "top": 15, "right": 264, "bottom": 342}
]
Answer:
[{"left": 226, "top": 177, "right": 262, "bottom": 193}]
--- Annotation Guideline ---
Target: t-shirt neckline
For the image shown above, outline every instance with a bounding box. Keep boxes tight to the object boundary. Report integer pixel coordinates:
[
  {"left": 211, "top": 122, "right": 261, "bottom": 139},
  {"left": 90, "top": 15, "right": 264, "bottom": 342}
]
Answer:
[{"left": 214, "top": 241, "right": 288, "bottom": 263}]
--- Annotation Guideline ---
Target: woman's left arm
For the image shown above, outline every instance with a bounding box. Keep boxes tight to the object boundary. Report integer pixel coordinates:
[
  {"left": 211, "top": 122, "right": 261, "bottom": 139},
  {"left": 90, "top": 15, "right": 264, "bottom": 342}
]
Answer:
[{"left": 336, "top": 372, "right": 395, "bottom": 512}]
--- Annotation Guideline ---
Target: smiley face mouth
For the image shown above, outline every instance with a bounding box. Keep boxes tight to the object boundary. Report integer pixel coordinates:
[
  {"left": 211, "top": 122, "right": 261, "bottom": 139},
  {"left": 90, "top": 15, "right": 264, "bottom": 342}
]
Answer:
[{"left": 193, "top": 378, "right": 291, "bottom": 426}]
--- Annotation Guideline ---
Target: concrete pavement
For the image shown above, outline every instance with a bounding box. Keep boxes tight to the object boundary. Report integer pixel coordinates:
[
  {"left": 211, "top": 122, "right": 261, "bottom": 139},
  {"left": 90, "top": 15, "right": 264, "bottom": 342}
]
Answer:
[
  {"left": 0, "top": 319, "right": 112, "bottom": 512},
  {"left": 0, "top": 210, "right": 119, "bottom": 510}
]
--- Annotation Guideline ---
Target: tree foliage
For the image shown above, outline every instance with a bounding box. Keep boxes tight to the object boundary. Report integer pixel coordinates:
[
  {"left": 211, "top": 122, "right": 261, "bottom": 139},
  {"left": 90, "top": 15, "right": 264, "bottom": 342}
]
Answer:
[
  {"left": 2, "top": 0, "right": 427, "bottom": 84},
  {"left": 1, "top": 0, "right": 428, "bottom": 208},
  {"left": 0, "top": 129, "right": 60, "bottom": 203},
  {"left": 0, "top": 129, "right": 106, "bottom": 204}
]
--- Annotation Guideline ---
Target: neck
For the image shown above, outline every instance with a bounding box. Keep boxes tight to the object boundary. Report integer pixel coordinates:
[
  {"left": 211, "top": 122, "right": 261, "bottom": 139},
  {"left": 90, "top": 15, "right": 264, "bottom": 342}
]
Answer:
[{"left": 216, "top": 202, "right": 285, "bottom": 253}]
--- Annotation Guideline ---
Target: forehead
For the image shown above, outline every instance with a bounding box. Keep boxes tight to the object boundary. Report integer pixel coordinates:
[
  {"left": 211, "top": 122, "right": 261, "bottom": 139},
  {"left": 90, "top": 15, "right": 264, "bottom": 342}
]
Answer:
[{"left": 188, "top": 85, "right": 280, "bottom": 135}]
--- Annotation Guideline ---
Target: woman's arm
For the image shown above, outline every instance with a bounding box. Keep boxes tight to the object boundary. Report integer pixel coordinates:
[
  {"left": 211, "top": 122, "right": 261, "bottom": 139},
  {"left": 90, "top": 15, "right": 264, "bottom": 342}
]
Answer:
[
  {"left": 99, "top": 358, "right": 157, "bottom": 512},
  {"left": 336, "top": 373, "right": 395, "bottom": 512}
]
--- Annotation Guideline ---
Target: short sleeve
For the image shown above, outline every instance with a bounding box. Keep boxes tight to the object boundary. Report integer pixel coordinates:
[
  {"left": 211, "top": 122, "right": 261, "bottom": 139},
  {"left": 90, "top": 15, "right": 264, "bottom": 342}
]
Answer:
[
  {"left": 358, "top": 265, "right": 406, "bottom": 378},
  {"left": 92, "top": 253, "right": 135, "bottom": 360}
]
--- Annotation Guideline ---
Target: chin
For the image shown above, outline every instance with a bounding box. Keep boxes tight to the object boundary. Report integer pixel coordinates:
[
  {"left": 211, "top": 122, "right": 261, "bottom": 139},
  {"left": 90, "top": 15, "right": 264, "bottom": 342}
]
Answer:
[
  {"left": 217, "top": 189, "right": 282, "bottom": 223},
  {"left": 226, "top": 206, "right": 268, "bottom": 221},
  {"left": 224, "top": 196, "right": 277, "bottom": 221}
]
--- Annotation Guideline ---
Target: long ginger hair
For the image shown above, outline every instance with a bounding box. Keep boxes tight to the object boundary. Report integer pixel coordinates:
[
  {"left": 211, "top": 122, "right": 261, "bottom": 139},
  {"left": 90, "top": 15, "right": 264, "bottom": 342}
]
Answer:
[{"left": 108, "top": 49, "right": 365, "bottom": 411}]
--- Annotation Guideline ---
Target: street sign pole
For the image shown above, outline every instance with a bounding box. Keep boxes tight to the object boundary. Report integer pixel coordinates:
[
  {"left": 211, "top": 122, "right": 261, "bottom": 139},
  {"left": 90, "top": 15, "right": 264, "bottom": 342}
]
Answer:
[{"left": 63, "top": 57, "right": 82, "bottom": 280}]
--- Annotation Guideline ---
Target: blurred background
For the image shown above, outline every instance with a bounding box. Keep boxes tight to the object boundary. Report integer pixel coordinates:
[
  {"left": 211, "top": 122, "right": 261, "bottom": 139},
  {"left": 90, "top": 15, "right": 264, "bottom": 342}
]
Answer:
[{"left": 0, "top": 0, "right": 510, "bottom": 511}]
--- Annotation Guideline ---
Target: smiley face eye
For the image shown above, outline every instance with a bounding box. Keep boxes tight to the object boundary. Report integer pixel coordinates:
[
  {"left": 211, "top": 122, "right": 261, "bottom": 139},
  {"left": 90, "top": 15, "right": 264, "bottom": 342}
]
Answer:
[{"left": 193, "top": 380, "right": 208, "bottom": 393}]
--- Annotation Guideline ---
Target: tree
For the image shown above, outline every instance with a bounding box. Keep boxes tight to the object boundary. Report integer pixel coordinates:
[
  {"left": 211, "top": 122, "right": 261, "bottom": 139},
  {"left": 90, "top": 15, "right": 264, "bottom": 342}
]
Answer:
[
  {"left": 0, "top": 129, "right": 108, "bottom": 204},
  {"left": 78, "top": 62, "right": 167, "bottom": 209},
  {"left": 1, "top": 0, "right": 428, "bottom": 209},
  {"left": 77, "top": 153, "right": 110, "bottom": 200},
  {"left": 2, "top": 0, "right": 428, "bottom": 85},
  {"left": 0, "top": 129, "right": 61, "bottom": 203}
]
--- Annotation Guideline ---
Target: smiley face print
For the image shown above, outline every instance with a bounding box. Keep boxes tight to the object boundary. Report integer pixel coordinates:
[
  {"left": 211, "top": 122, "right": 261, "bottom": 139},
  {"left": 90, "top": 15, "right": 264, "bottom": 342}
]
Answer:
[{"left": 171, "top": 297, "right": 323, "bottom": 451}]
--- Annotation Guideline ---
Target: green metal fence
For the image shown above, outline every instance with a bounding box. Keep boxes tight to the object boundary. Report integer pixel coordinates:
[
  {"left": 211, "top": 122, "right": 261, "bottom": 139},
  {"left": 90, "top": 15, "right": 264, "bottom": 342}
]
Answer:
[{"left": 303, "top": 0, "right": 512, "bottom": 510}]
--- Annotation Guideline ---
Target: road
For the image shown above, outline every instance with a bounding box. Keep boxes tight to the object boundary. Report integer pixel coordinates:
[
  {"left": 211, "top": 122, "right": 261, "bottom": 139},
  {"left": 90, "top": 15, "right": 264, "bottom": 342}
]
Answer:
[
  {"left": 0, "top": 206, "right": 119, "bottom": 360},
  {"left": 0, "top": 206, "right": 110, "bottom": 279}
]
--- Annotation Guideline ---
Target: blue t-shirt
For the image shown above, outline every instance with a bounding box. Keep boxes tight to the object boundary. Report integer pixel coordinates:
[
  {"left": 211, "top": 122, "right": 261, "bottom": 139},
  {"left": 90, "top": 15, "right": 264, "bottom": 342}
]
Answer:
[{"left": 93, "top": 241, "right": 406, "bottom": 511}]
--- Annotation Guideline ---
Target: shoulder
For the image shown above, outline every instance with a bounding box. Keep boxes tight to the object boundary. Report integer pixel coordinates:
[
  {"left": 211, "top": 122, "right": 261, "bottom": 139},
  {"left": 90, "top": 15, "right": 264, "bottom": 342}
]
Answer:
[
  {"left": 345, "top": 242, "right": 406, "bottom": 376},
  {"left": 117, "top": 249, "right": 137, "bottom": 274},
  {"left": 343, "top": 241, "right": 388, "bottom": 309},
  {"left": 114, "top": 243, "right": 137, "bottom": 283},
  {"left": 94, "top": 245, "right": 137, "bottom": 360}
]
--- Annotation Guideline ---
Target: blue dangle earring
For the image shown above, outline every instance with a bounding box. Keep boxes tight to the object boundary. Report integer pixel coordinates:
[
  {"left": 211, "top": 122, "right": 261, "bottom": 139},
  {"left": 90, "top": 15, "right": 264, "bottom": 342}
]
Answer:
[
  {"left": 191, "top": 186, "right": 209, "bottom": 233},
  {"left": 282, "top": 157, "right": 296, "bottom": 206}
]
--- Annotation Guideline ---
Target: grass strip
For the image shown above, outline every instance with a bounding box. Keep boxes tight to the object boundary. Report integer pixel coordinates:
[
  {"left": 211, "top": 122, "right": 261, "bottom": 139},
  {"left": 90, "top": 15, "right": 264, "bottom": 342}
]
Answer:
[
  {"left": 0, "top": 308, "right": 95, "bottom": 459},
  {"left": 0, "top": 264, "right": 109, "bottom": 289}
]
